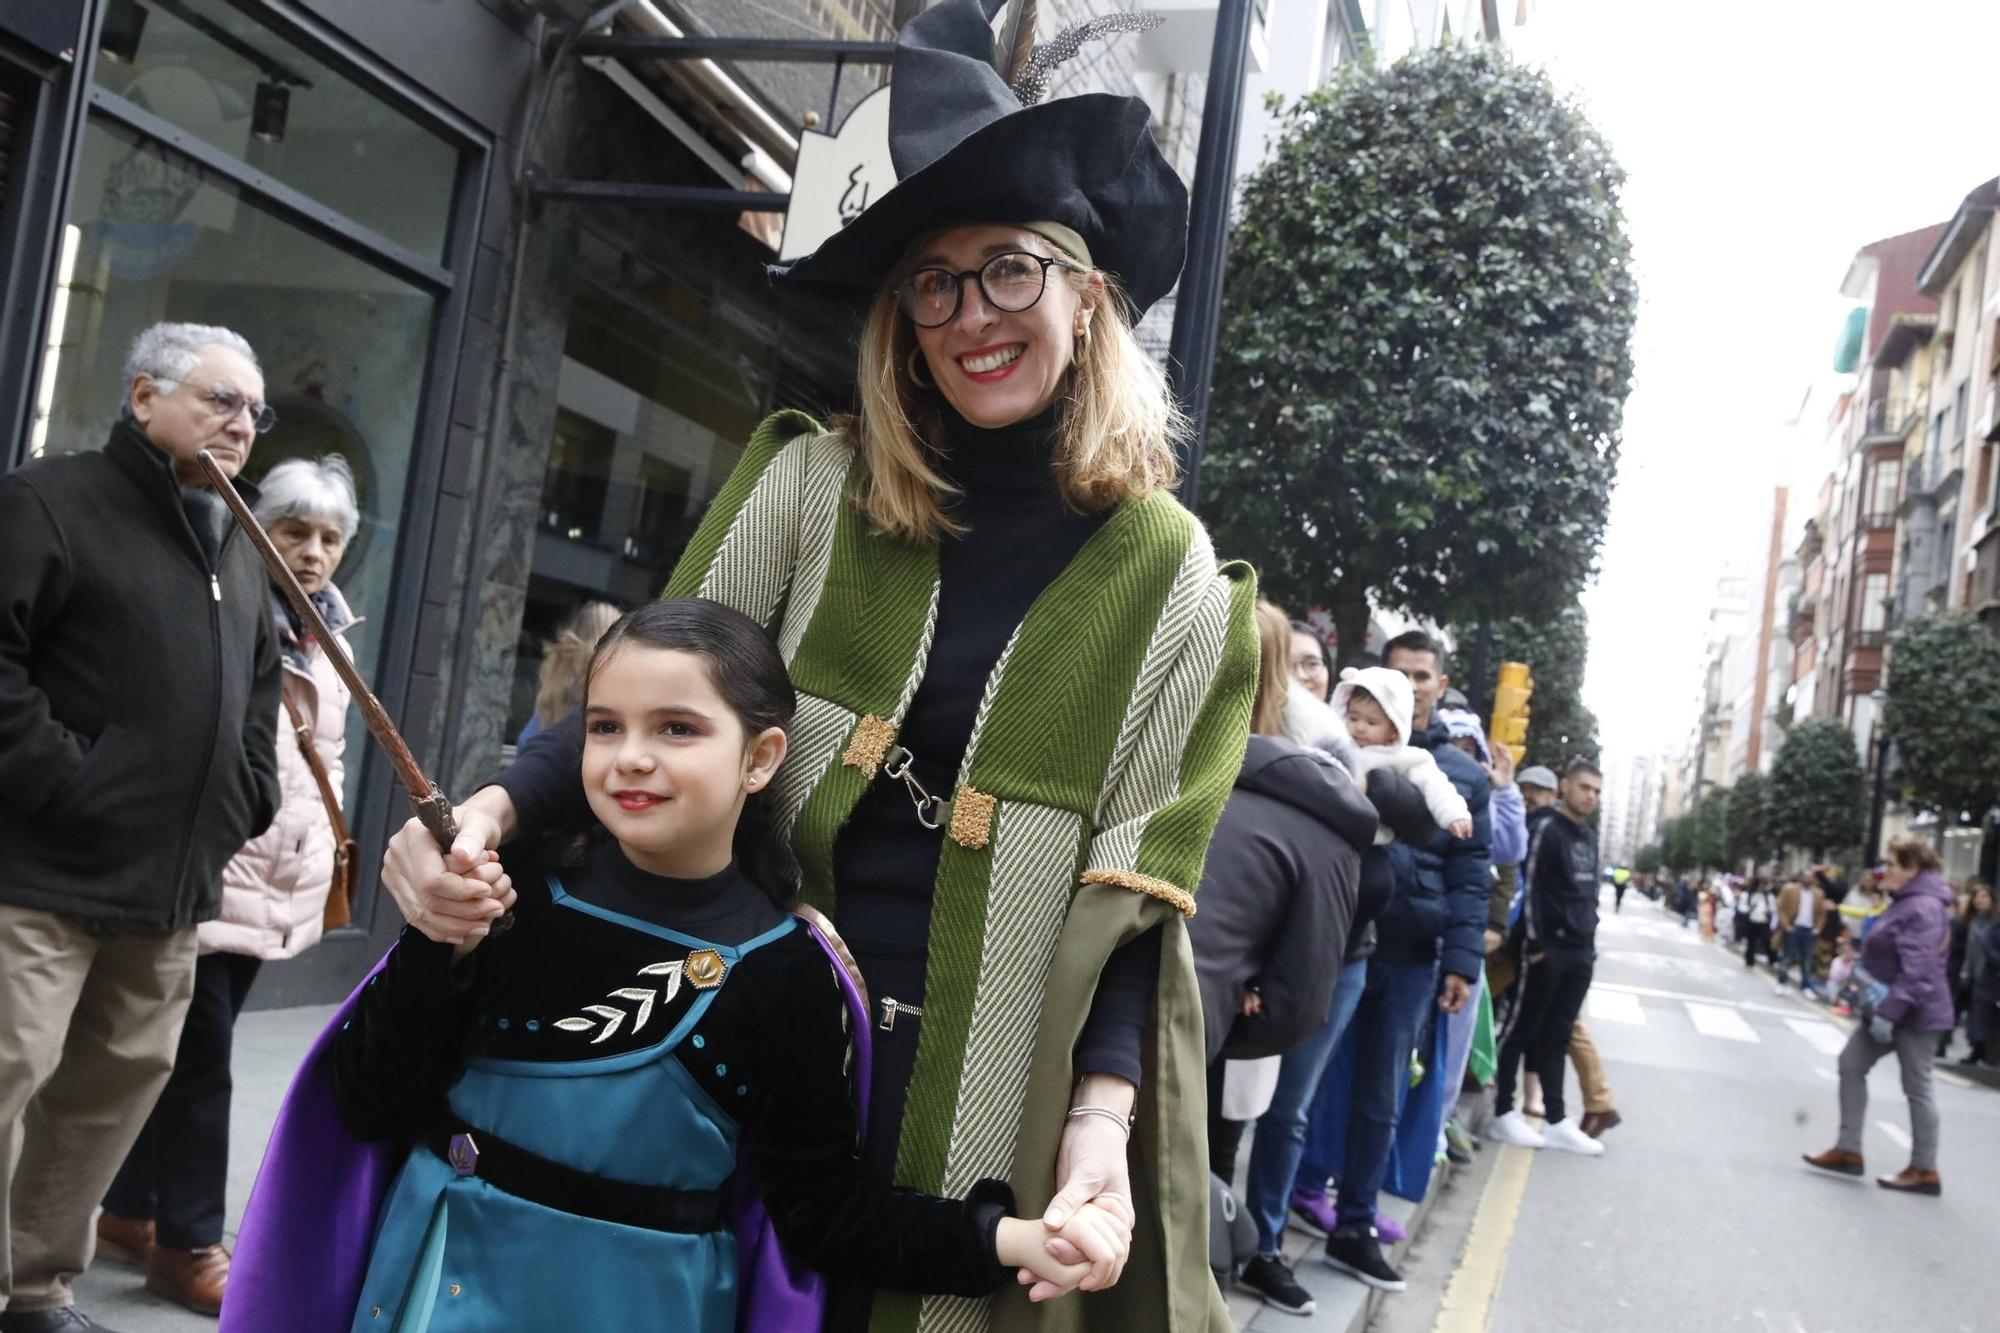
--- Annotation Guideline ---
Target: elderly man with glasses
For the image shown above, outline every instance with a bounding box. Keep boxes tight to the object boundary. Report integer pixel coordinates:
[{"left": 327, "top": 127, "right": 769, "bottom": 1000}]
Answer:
[{"left": 0, "top": 322, "right": 281, "bottom": 1333}]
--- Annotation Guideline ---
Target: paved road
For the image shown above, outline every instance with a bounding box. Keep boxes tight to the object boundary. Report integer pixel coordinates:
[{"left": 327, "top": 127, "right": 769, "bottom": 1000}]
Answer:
[{"left": 1437, "top": 891, "right": 1999, "bottom": 1333}]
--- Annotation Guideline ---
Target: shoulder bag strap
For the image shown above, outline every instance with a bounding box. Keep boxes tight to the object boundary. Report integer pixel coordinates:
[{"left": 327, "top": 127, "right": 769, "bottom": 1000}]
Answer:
[{"left": 282, "top": 690, "right": 355, "bottom": 928}]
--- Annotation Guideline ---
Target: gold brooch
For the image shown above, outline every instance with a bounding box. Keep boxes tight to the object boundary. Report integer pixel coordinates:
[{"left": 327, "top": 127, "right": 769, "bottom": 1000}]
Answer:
[
  {"left": 685, "top": 948, "right": 728, "bottom": 989},
  {"left": 949, "top": 784, "right": 996, "bottom": 850},
  {"left": 842, "top": 714, "right": 897, "bottom": 778}
]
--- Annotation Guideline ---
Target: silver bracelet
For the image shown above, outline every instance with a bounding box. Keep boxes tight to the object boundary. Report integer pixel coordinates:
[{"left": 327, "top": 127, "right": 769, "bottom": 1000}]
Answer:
[{"left": 1066, "top": 1104, "right": 1134, "bottom": 1136}]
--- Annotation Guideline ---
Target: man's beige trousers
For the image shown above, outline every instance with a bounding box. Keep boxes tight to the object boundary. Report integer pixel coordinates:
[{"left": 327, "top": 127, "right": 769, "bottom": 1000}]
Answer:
[{"left": 0, "top": 905, "right": 195, "bottom": 1313}]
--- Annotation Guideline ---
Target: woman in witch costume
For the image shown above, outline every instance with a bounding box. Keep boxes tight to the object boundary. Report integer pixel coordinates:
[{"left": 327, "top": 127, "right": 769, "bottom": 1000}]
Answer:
[{"left": 380, "top": 2, "right": 1255, "bottom": 1329}]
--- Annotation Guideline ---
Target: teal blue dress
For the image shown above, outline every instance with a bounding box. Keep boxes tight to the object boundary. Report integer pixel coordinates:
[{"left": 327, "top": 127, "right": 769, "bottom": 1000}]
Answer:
[{"left": 331, "top": 840, "right": 1013, "bottom": 1332}]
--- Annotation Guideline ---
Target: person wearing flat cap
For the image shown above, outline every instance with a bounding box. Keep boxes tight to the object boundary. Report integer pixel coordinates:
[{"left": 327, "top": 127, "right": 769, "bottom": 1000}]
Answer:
[{"left": 380, "top": 2, "right": 1253, "bottom": 1330}]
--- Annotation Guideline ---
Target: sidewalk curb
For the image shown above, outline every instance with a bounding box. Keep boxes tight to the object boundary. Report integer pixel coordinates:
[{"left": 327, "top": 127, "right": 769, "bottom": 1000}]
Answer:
[{"left": 1345, "top": 1149, "right": 1462, "bottom": 1333}]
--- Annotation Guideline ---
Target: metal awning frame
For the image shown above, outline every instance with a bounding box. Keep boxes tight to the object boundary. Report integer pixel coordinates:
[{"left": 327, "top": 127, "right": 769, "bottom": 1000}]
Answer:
[{"left": 536, "top": 34, "right": 895, "bottom": 215}]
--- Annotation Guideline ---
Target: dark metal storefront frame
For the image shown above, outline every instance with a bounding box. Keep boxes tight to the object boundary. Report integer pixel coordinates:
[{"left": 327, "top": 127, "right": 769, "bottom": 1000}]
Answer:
[{"left": 0, "top": 0, "right": 497, "bottom": 1005}]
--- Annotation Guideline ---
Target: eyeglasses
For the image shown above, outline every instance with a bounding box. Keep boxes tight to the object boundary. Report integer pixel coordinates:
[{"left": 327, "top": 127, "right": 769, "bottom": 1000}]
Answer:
[
  {"left": 154, "top": 378, "right": 278, "bottom": 434},
  {"left": 899, "top": 251, "right": 1078, "bottom": 329},
  {"left": 1291, "top": 656, "right": 1328, "bottom": 674}
]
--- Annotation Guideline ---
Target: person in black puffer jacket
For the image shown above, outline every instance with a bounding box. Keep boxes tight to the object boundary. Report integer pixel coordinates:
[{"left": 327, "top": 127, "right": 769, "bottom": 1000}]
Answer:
[{"left": 1192, "top": 603, "right": 1433, "bottom": 1317}]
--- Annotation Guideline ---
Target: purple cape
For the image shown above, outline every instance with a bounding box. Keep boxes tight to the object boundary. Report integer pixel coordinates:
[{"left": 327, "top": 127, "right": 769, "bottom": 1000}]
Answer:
[{"left": 220, "top": 922, "right": 873, "bottom": 1332}]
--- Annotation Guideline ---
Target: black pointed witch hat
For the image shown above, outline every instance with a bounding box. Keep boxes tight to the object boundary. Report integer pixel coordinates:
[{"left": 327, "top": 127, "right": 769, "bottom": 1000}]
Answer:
[{"left": 771, "top": 0, "right": 1188, "bottom": 315}]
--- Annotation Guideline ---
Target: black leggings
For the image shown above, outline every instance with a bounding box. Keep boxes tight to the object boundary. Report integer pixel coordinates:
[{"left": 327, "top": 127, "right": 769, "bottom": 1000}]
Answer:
[
  {"left": 1493, "top": 949, "right": 1594, "bottom": 1124},
  {"left": 103, "top": 951, "right": 261, "bottom": 1249}
]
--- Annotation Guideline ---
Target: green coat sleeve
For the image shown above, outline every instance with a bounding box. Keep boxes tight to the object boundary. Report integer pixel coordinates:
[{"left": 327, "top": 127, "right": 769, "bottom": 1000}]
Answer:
[{"left": 1079, "top": 560, "right": 1259, "bottom": 915}]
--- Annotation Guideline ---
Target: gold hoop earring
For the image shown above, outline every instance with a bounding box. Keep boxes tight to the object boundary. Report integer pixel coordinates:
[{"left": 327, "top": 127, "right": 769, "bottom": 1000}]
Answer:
[
  {"left": 906, "top": 347, "right": 933, "bottom": 388},
  {"left": 1076, "top": 321, "right": 1092, "bottom": 350}
]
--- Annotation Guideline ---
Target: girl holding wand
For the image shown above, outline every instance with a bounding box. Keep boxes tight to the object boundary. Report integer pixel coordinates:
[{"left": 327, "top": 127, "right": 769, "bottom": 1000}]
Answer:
[{"left": 324, "top": 599, "right": 1127, "bottom": 1330}]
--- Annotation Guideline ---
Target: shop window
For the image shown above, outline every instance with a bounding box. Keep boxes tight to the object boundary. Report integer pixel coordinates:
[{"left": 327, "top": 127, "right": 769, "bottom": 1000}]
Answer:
[
  {"left": 32, "top": 116, "right": 445, "bottom": 812},
  {"left": 540, "top": 408, "right": 616, "bottom": 544},
  {"left": 510, "top": 224, "right": 850, "bottom": 740},
  {"left": 92, "top": 0, "right": 458, "bottom": 261}
]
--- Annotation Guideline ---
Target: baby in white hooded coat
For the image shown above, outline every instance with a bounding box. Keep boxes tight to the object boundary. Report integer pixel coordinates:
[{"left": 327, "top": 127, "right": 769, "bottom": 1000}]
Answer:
[{"left": 1329, "top": 666, "right": 1473, "bottom": 845}]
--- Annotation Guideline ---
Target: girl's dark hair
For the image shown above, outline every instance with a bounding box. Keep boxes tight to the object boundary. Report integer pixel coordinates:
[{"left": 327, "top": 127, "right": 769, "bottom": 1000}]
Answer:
[{"left": 586, "top": 597, "right": 798, "bottom": 906}]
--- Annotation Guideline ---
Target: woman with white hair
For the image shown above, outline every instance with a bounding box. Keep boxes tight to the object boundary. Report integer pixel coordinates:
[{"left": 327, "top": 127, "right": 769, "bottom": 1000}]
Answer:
[{"left": 98, "top": 454, "right": 362, "bottom": 1316}]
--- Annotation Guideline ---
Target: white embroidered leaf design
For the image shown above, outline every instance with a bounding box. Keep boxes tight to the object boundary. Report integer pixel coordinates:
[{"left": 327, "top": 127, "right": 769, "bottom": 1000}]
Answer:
[
  {"left": 637, "top": 960, "right": 685, "bottom": 1006},
  {"left": 609, "top": 987, "right": 657, "bottom": 1033},
  {"left": 553, "top": 1018, "right": 594, "bottom": 1033},
  {"left": 582, "top": 1004, "right": 625, "bottom": 1044}
]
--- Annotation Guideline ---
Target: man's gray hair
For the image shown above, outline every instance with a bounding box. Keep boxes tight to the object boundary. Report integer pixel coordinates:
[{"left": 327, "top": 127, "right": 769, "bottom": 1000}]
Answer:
[
  {"left": 121, "top": 322, "right": 259, "bottom": 418},
  {"left": 253, "top": 455, "right": 361, "bottom": 543}
]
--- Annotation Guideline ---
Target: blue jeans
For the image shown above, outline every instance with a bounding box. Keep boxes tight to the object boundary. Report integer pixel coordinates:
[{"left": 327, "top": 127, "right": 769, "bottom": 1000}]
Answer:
[
  {"left": 1332, "top": 959, "right": 1438, "bottom": 1233},
  {"left": 1779, "top": 925, "right": 1818, "bottom": 991},
  {"left": 1245, "top": 959, "right": 1369, "bottom": 1256}
]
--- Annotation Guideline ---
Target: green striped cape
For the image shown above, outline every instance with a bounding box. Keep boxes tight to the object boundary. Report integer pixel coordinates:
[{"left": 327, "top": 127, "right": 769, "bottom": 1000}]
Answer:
[{"left": 666, "top": 412, "right": 1255, "bottom": 1333}]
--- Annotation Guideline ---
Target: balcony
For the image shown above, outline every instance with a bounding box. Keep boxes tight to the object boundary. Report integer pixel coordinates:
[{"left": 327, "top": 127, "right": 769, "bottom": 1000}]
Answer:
[
  {"left": 1861, "top": 508, "right": 1899, "bottom": 532},
  {"left": 1863, "top": 397, "right": 1916, "bottom": 442},
  {"left": 1850, "top": 629, "right": 1887, "bottom": 650},
  {"left": 1789, "top": 602, "right": 1815, "bottom": 643}
]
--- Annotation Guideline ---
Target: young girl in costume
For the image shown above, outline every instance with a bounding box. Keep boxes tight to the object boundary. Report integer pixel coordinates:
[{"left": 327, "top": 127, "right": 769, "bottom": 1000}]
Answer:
[{"left": 327, "top": 599, "right": 1127, "bottom": 1331}]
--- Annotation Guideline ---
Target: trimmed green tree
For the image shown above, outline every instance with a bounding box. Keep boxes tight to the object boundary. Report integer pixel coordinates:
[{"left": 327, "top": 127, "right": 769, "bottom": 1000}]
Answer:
[
  {"left": 1634, "top": 843, "right": 1661, "bottom": 875},
  {"left": 1724, "top": 770, "right": 1771, "bottom": 870},
  {"left": 1693, "top": 786, "right": 1731, "bottom": 872},
  {"left": 1767, "top": 718, "right": 1866, "bottom": 859},
  {"left": 1661, "top": 813, "right": 1695, "bottom": 874},
  {"left": 1883, "top": 613, "right": 2000, "bottom": 821},
  {"left": 1202, "top": 43, "right": 1637, "bottom": 654}
]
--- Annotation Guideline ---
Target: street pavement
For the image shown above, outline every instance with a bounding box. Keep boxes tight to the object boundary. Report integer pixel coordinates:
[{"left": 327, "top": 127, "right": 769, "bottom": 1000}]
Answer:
[{"left": 1441, "top": 891, "right": 2000, "bottom": 1333}]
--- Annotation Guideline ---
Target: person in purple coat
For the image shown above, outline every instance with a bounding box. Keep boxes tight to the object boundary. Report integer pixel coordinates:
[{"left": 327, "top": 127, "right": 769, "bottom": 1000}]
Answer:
[{"left": 1802, "top": 835, "right": 1956, "bottom": 1196}]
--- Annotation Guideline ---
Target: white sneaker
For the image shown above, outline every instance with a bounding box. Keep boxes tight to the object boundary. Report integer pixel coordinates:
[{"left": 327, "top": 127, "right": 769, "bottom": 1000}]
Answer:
[
  {"left": 1541, "top": 1119, "right": 1607, "bottom": 1156},
  {"left": 1487, "top": 1111, "right": 1546, "bottom": 1148},
  {"left": 1773, "top": 982, "right": 1789, "bottom": 996}
]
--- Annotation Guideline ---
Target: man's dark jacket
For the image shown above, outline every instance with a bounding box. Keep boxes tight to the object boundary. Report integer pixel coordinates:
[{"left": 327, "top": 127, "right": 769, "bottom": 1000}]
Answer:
[
  {"left": 1521, "top": 803, "right": 1599, "bottom": 953},
  {"left": 1374, "top": 715, "right": 1492, "bottom": 982},
  {"left": 1190, "top": 736, "right": 1383, "bottom": 1062},
  {"left": 0, "top": 420, "right": 281, "bottom": 930}
]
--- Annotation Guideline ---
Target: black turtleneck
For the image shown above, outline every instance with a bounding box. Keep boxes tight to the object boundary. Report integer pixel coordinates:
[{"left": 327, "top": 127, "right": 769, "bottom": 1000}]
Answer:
[
  {"left": 832, "top": 403, "right": 1106, "bottom": 939},
  {"left": 830, "top": 405, "right": 1160, "bottom": 1190}
]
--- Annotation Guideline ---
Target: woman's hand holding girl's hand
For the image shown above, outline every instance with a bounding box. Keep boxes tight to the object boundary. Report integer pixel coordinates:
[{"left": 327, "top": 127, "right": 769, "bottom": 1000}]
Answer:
[
  {"left": 999, "top": 1200, "right": 1132, "bottom": 1301},
  {"left": 449, "top": 854, "right": 513, "bottom": 959},
  {"left": 995, "top": 1218, "right": 1091, "bottom": 1300},
  {"left": 381, "top": 788, "right": 517, "bottom": 944}
]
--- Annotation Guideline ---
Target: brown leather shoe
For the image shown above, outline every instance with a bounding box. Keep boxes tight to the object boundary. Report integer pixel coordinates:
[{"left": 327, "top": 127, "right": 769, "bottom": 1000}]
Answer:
[
  {"left": 95, "top": 1212, "right": 155, "bottom": 1267},
  {"left": 1580, "top": 1110, "right": 1623, "bottom": 1139},
  {"left": 1876, "top": 1166, "right": 1942, "bottom": 1196},
  {"left": 145, "top": 1243, "right": 230, "bottom": 1316},
  {"left": 1802, "top": 1147, "right": 1865, "bottom": 1177}
]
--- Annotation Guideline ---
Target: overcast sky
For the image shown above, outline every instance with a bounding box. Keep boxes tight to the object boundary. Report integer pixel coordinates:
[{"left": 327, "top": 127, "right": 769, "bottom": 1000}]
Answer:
[{"left": 1504, "top": 1, "right": 2000, "bottom": 764}]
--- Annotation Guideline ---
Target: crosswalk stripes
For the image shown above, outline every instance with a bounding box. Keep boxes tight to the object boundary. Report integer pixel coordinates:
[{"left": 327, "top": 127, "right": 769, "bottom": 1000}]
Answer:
[
  {"left": 1585, "top": 988, "right": 1645, "bottom": 1025},
  {"left": 1584, "top": 983, "right": 1851, "bottom": 1054},
  {"left": 1683, "top": 1001, "right": 1759, "bottom": 1042},
  {"left": 1785, "top": 1016, "right": 1850, "bottom": 1055}
]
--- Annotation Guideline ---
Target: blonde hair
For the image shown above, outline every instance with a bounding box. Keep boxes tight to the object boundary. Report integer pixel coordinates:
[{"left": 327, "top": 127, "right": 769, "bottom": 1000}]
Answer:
[
  {"left": 535, "top": 600, "right": 622, "bottom": 726},
  {"left": 1252, "top": 599, "right": 1293, "bottom": 737},
  {"left": 1886, "top": 834, "right": 1942, "bottom": 874},
  {"left": 840, "top": 232, "right": 1186, "bottom": 541}
]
